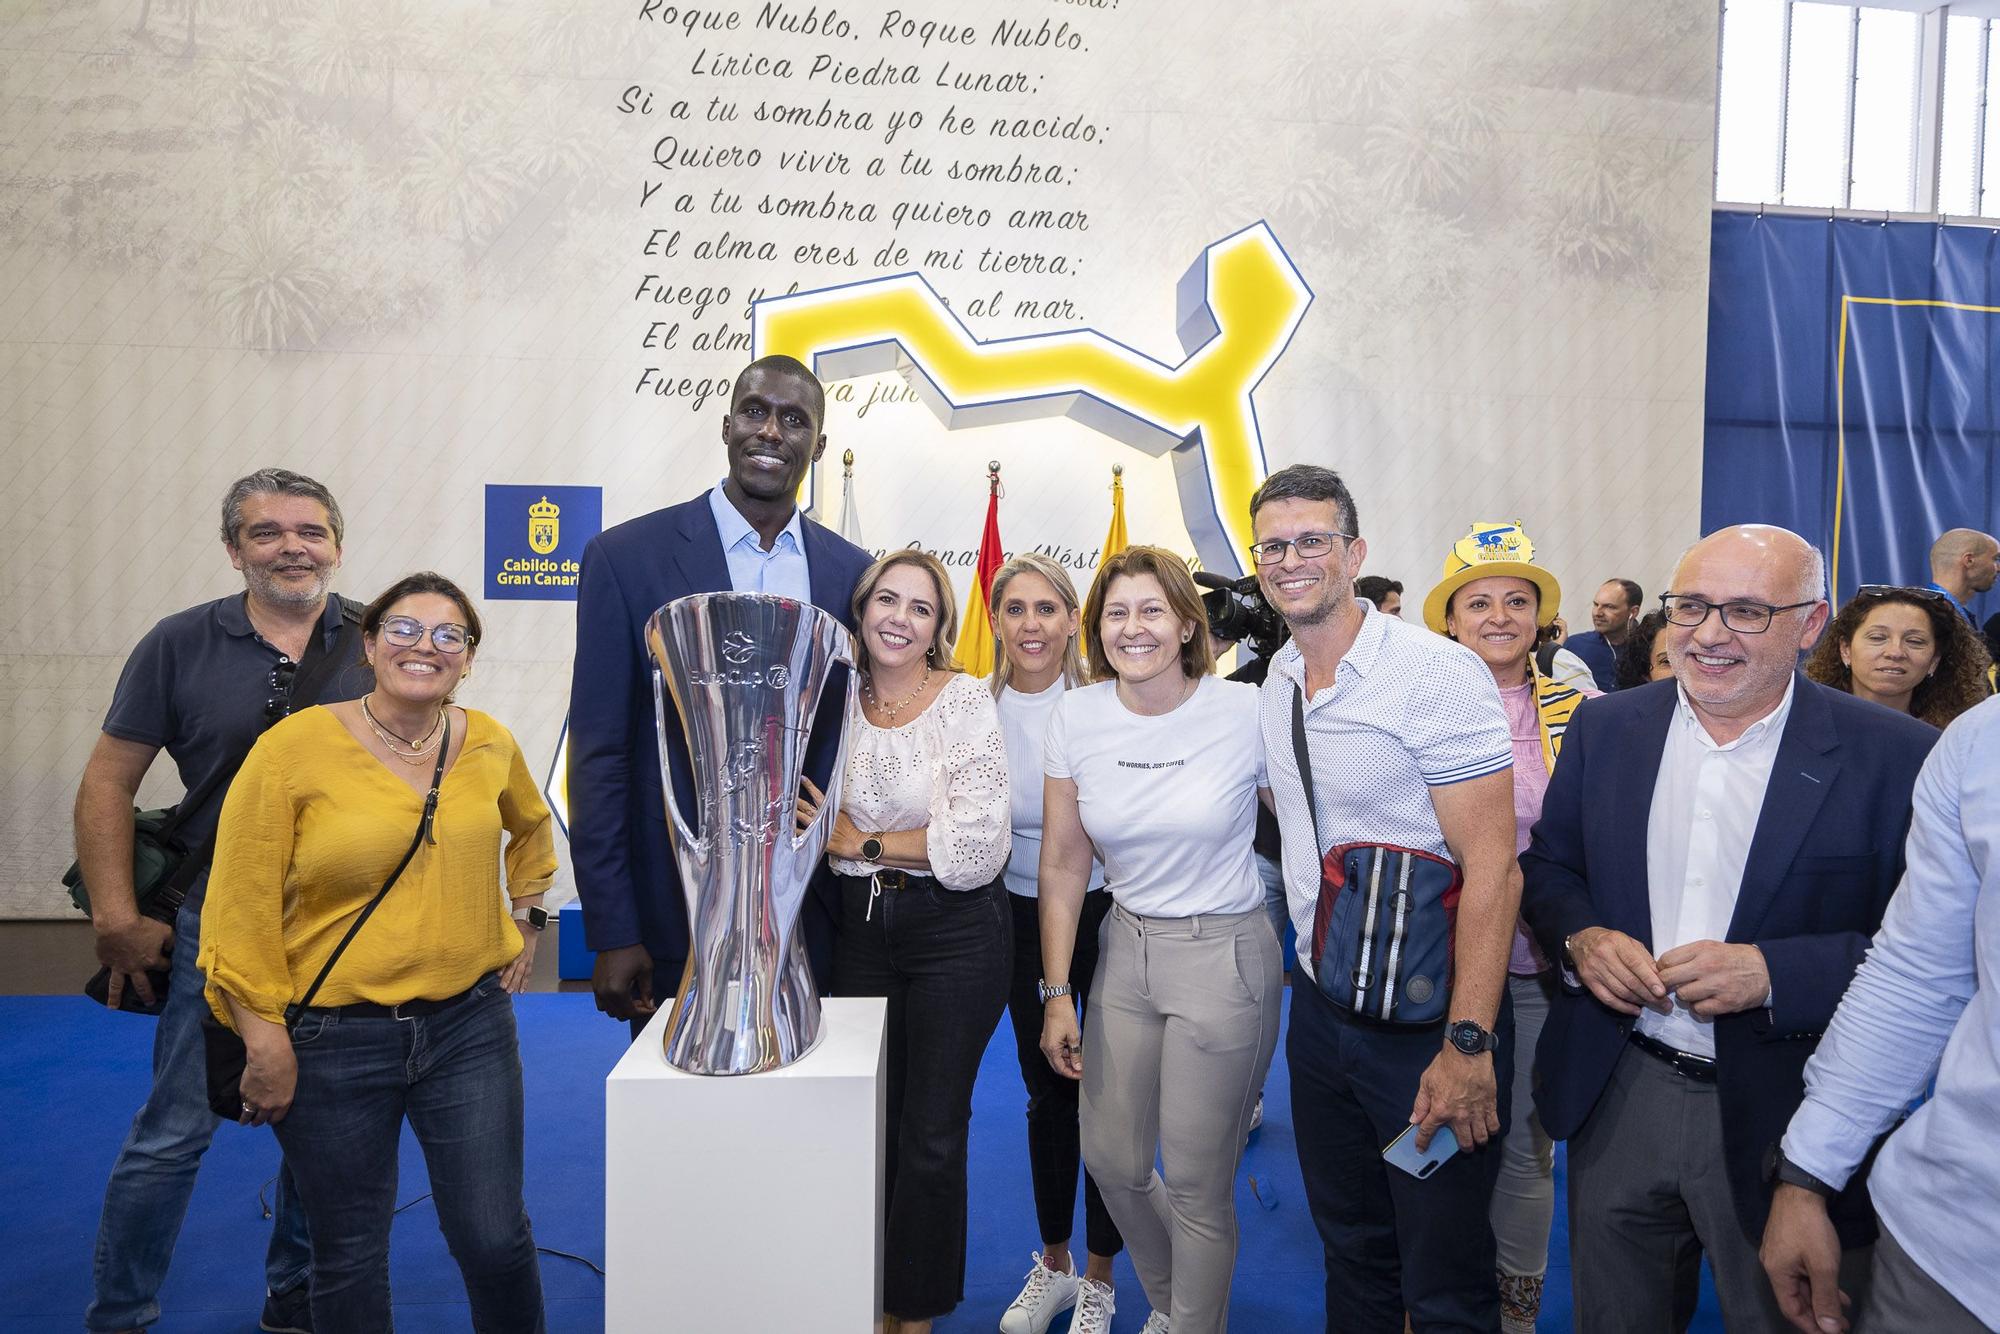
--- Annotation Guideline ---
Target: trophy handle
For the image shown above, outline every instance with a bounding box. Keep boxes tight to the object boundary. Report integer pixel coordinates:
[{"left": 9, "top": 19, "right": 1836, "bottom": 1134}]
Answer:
[{"left": 651, "top": 663, "right": 710, "bottom": 869}]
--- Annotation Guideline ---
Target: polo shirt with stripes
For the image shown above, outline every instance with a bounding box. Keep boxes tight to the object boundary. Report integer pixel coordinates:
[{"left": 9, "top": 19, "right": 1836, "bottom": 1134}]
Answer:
[{"left": 1258, "top": 602, "right": 1512, "bottom": 980}]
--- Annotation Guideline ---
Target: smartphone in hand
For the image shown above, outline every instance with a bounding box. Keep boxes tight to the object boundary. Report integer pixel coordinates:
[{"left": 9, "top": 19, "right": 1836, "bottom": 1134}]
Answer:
[{"left": 1382, "top": 1122, "right": 1461, "bottom": 1179}]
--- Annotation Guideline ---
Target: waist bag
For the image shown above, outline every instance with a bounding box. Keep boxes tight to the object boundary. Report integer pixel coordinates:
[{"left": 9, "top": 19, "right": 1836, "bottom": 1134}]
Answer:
[{"left": 1292, "top": 684, "right": 1464, "bottom": 1025}]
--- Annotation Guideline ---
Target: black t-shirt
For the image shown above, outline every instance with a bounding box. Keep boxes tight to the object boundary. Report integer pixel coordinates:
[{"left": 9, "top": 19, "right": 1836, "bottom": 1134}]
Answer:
[{"left": 103, "top": 593, "right": 368, "bottom": 902}]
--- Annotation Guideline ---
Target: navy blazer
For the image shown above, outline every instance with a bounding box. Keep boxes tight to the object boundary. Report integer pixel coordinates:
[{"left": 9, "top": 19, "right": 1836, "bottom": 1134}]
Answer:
[
  {"left": 567, "top": 494, "right": 873, "bottom": 964},
  {"left": 1520, "top": 674, "right": 1937, "bottom": 1246}
]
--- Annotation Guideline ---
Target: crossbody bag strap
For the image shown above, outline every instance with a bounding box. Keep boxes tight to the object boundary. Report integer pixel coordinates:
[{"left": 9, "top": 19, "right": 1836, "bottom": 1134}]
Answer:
[
  {"left": 1291, "top": 682, "right": 1324, "bottom": 859},
  {"left": 154, "top": 599, "right": 363, "bottom": 910},
  {"left": 283, "top": 711, "right": 451, "bottom": 1027}
]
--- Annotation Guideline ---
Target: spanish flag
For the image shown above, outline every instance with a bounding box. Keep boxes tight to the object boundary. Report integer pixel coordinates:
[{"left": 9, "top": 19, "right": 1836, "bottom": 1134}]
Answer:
[
  {"left": 1103, "top": 464, "right": 1128, "bottom": 560},
  {"left": 956, "top": 463, "right": 1004, "bottom": 676}
]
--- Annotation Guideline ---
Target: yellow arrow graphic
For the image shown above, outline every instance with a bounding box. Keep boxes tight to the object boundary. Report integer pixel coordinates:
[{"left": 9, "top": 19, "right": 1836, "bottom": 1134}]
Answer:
[{"left": 754, "top": 221, "right": 1312, "bottom": 574}]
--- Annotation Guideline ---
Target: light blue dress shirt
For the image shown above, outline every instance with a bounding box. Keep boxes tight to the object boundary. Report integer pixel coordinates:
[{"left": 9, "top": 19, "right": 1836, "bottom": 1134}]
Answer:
[
  {"left": 708, "top": 482, "right": 811, "bottom": 603},
  {"left": 1781, "top": 694, "right": 2000, "bottom": 1326}
]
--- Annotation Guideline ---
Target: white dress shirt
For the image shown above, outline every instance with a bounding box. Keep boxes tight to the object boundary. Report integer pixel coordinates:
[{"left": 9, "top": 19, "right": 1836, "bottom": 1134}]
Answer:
[{"left": 1636, "top": 679, "right": 1793, "bottom": 1058}]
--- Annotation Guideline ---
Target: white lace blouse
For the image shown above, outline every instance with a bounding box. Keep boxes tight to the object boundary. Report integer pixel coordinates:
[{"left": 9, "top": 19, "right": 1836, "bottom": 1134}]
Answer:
[{"left": 831, "top": 671, "right": 1012, "bottom": 890}]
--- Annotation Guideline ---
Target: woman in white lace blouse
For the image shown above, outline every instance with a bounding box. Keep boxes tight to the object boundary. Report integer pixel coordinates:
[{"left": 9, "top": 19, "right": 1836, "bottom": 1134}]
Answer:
[{"left": 798, "top": 548, "right": 1010, "bottom": 1334}]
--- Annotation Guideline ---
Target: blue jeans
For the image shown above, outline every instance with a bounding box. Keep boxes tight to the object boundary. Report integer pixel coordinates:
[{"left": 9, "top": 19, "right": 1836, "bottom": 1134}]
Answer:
[
  {"left": 273, "top": 974, "right": 543, "bottom": 1334},
  {"left": 88, "top": 901, "right": 313, "bottom": 1331}
]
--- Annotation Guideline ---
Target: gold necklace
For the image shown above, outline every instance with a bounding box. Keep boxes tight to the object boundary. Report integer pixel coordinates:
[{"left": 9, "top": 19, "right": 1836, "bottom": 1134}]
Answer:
[
  {"left": 362, "top": 694, "right": 445, "bottom": 765},
  {"left": 865, "top": 663, "right": 932, "bottom": 723}
]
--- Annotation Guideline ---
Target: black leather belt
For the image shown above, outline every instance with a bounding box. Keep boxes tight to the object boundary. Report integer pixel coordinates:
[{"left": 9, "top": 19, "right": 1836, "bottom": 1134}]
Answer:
[
  {"left": 850, "top": 870, "right": 940, "bottom": 892},
  {"left": 1630, "top": 1029, "right": 1718, "bottom": 1082},
  {"left": 309, "top": 976, "right": 488, "bottom": 1021}
]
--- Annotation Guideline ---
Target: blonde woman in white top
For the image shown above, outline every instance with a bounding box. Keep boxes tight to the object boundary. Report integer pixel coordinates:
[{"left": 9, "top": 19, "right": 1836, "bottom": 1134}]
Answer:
[
  {"left": 1039, "top": 546, "right": 1281, "bottom": 1334},
  {"left": 987, "top": 553, "right": 1124, "bottom": 1334},
  {"left": 798, "top": 548, "right": 1010, "bottom": 1334}
]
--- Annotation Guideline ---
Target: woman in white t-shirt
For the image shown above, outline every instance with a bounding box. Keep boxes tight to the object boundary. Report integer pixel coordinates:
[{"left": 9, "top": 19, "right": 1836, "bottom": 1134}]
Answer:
[
  {"left": 798, "top": 549, "right": 1011, "bottom": 1334},
  {"left": 986, "top": 553, "right": 1124, "bottom": 1334},
  {"left": 1037, "top": 546, "right": 1281, "bottom": 1334}
]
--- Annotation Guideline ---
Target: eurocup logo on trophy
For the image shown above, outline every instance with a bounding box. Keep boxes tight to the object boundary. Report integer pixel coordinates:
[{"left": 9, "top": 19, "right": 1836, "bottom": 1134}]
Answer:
[{"left": 646, "top": 593, "right": 854, "bottom": 1075}]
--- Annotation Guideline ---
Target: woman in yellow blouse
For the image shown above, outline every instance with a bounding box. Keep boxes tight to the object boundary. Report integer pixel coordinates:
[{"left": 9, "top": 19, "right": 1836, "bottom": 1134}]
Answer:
[{"left": 200, "top": 571, "right": 555, "bottom": 1334}]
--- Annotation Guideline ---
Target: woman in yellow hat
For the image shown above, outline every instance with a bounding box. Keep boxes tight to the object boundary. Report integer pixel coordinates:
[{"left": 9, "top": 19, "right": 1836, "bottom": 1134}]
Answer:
[{"left": 1423, "top": 522, "right": 1596, "bottom": 1334}]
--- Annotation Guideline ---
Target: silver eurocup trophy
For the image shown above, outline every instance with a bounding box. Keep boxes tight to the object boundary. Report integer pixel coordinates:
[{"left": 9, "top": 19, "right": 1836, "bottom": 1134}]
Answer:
[{"left": 646, "top": 592, "right": 854, "bottom": 1075}]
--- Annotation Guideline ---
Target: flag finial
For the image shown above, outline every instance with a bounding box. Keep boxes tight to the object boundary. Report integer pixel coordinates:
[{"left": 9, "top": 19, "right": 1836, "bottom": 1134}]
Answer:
[{"left": 843, "top": 449, "right": 854, "bottom": 468}]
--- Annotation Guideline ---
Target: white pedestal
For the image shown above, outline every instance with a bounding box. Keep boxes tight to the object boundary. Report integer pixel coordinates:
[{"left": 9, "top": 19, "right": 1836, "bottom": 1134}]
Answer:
[{"left": 605, "top": 996, "right": 887, "bottom": 1333}]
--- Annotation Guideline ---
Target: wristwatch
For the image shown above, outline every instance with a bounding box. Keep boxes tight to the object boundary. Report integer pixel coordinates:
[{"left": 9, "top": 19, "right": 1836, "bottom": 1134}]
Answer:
[
  {"left": 1766, "top": 1147, "right": 1837, "bottom": 1198},
  {"left": 512, "top": 905, "right": 549, "bottom": 932},
  {"left": 1037, "top": 979, "right": 1074, "bottom": 1004},
  {"left": 859, "top": 834, "right": 884, "bottom": 862},
  {"left": 1446, "top": 1019, "right": 1498, "bottom": 1056}
]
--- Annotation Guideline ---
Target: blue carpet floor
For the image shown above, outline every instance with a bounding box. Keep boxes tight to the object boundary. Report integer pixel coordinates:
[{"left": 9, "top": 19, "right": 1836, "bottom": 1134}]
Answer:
[{"left": 3, "top": 994, "right": 1721, "bottom": 1331}]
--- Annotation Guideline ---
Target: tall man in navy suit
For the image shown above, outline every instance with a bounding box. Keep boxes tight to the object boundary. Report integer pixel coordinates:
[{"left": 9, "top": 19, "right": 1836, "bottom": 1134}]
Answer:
[
  {"left": 569, "top": 355, "right": 875, "bottom": 1032},
  {"left": 1521, "top": 525, "right": 1937, "bottom": 1332}
]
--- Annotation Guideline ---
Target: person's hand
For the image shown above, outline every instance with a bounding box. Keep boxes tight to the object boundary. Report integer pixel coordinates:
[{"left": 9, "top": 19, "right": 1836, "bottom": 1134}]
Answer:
[
  {"left": 592, "top": 943, "right": 656, "bottom": 1021},
  {"left": 1657, "top": 940, "right": 1770, "bottom": 1019},
  {"left": 94, "top": 912, "right": 174, "bottom": 1010},
  {"left": 796, "top": 779, "right": 867, "bottom": 859},
  {"left": 1040, "top": 1003, "right": 1084, "bottom": 1081},
  {"left": 500, "top": 918, "right": 540, "bottom": 993},
  {"left": 1567, "top": 926, "right": 1671, "bottom": 1016},
  {"left": 1409, "top": 1046, "right": 1498, "bottom": 1152},
  {"left": 1550, "top": 615, "right": 1568, "bottom": 643},
  {"left": 238, "top": 1039, "right": 297, "bottom": 1127},
  {"left": 1760, "top": 1183, "right": 1851, "bottom": 1333}
]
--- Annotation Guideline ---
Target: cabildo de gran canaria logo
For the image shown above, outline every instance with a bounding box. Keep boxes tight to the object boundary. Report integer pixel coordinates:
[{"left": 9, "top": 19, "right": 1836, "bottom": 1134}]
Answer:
[
  {"left": 752, "top": 221, "right": 1312, "bottom": 576},
  {"left": 484, "top": 484, "right": 602, "bottom": 602},
  {"left": 528, "top": 495, "right": 561, "bottom": 555}
]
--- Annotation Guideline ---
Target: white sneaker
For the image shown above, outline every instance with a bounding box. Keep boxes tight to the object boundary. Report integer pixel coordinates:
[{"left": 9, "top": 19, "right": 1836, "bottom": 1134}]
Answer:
[
  {"left": 1139, "top": 1312, "right": 1172, "bottom": 1334},
  {"left": 1070, "top": 1277, "right": 1116, "bottom": 1334},
  {"left": 999, "top": 1252, "right": 1079, "bottom": 1334}
]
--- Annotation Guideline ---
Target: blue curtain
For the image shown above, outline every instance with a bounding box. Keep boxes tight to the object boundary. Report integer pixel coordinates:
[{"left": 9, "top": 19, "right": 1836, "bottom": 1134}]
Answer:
[{"left": 1704, "top": 211, "right": 2000, "bottom": 620}]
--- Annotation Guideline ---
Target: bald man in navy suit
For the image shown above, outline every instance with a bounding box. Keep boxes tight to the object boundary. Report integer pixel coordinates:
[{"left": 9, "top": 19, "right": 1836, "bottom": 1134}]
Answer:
[{"left": 568, "top": 356, "right": 874, "bottom": 1033}]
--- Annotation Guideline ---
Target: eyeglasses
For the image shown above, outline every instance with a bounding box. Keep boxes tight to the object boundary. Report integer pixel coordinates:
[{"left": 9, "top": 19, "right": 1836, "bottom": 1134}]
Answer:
[
  {"left": 379, "top": 616, "right": 474, "bottom": 654},
  {"left": 264, "top": 658, "right": 298, "bottom": 724},
  {"left": 1855, "top": 584, "right": 1953, "bottom": 606},
  {"left": 1248, "top": 531, "right": 1353, "bottom": 565},
  {"left": 1658, "top": 594, "right": 1818, "bottom": 634}
]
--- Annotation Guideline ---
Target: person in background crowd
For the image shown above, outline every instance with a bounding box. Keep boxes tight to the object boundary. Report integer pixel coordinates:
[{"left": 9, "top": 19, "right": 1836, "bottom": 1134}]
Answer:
[
  {"left": 1762, "top": 696, "right": 2000, "bottom": 1334},
  {"left": 1039, "top": 546, "right": 1279, "bottom": 1334},
  {"left": 1803, "top": 585, "right": 1992, "bottom": 729},
  {"left": 1925, "top": 527, "right": 1998, "bottom": 627},
  {"left": 1355, "top": 575, "right": 1403, "bottom": 618},
  {"left": 1423, "top": 523, "right": 1595, "bottom": 1334},
  {"left": 798, "top": 549, "right": 1011, "bottom": 1334},
  {"left": 569, "top": 355, "right": 872, "bottom": 1036},
  {"left": 79, "top": 468, "right": 367, "bottom": 1334},
  {"left": 986, "top": 553, "right": 1124, "bottom": 1334},
  {"left": 1255, "top": 474, "right": 1521, "bottom": 1333},
  {"left": 1520, "top": 526, "right": 1937, "bottom": 1332},
  {"left": 203, "top": 572, "right": 553, "bottom": 1334},
  {"left": 1614, "top": 610, "right": 1673, "bottom": 691},
  {"left": 1563, "top": 578, "right": 1644, "bottom": 693},
  {"left": 1534, "top": 621, "right": 1601, "bottom": 694}
]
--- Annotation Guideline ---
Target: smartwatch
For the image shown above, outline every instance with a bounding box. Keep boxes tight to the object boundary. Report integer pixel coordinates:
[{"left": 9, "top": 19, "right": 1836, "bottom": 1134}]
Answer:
[
  {"left": 1037, "top": 980, "right": 1074, "bottom": 1004},
  {"left": 859, "top": 834, "right": 884, "bottom": 862},
  {"left": 512, "top": 905, "right": 549, "bottom": 932},
  {"left": 1766, "top": 1147, "right": 1838, "bottom": 1198},
  {"left": 1446, "top": 1019, "right": 1498, "bottom": 1056}
]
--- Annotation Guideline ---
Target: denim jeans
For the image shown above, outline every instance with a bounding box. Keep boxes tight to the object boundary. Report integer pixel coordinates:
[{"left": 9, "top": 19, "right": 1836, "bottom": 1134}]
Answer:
[
  {"left": 272, "top": 975, "right": 544, "bottom": 1334},
  {"left": 834, "top": 874, "right": 1011, "bottom": 1322},
  {"left": 88, "top": 900, "right": 313, "bottom": 1331}
]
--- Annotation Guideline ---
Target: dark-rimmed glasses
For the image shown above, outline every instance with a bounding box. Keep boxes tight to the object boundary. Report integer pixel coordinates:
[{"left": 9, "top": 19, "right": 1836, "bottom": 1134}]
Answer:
[
  {"left": 1854, "top": 584, "right": 1953, "bottom": 606},
  {"left": 1248, "top": 531, "right": 1354, "bottom": 565},
  {"left": 264, "top": 659, "right": 298, "bottom": 724},
  {"left": 379, "top": 616, "right": 473, "bottom": 654},
  {"left": 1658, "top": 594, "right": 1818, "bottom": 634}
]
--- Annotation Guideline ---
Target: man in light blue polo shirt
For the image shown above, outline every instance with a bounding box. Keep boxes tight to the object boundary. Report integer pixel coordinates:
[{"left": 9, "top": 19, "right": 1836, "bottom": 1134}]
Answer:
[{"left": 1762, "top": 695, "right": 2000, "bottom": 1333}]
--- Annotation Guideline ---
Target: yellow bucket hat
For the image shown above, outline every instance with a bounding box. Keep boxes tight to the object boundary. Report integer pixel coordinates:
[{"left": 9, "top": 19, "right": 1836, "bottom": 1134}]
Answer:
[{"left": 1422, "top": 521, "right": 1564, "bottom": 635}]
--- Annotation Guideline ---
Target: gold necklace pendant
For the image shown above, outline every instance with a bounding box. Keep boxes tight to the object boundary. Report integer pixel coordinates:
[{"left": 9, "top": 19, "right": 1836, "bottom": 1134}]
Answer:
[{"left": 866, "top": 663, "right": 932, "bottom": 722}]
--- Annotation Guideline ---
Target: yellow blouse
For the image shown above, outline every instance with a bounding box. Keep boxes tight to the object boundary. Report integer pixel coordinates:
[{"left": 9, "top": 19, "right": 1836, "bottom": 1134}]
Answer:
[{"left": 201, "top": 706, "right": 557, "bottom": 1028}]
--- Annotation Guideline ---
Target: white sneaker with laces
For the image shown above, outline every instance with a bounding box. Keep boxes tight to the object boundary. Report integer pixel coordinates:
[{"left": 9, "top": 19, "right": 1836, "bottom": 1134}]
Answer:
[
  {"left": 1139, "top": 1311, "right": 1172, "bottom": 1334},
  {"left": 998, "top": 1252, "right": 1079, "bottom": 1334},
  {"left": 1069, "top": 1277, "right": 1115, "bottom": 1334}
]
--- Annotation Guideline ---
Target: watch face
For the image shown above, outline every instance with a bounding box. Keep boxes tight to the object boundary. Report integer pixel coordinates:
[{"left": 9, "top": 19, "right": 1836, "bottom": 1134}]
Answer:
[{"left": 1450, "top": 1022, "right": 1487, "bottom": 1054}]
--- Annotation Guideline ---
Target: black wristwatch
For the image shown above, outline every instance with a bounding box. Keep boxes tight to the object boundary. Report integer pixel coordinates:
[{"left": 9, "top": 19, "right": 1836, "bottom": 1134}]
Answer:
[
  {"left": 1766, "top": 1147, "right": 1838, "bottom": 1199},
  {"left": 512, "top": 905, "right": 549, "bottom": 932},
  {"left": 859, "top": 834, "right": 884, "bottom": 862},
  {"left": 1446, "top": 1019, "right": 1499, "bottom": 1056}
]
